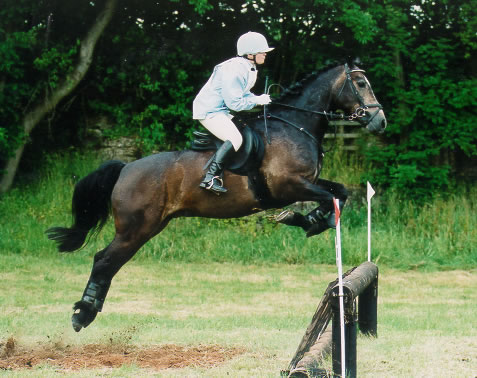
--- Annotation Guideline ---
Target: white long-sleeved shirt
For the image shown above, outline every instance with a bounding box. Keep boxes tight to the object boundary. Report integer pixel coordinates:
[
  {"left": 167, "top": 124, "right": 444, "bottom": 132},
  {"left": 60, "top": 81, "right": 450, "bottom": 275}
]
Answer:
[{"left": 193, "top": 57, "right": 259, "bottom": 120}]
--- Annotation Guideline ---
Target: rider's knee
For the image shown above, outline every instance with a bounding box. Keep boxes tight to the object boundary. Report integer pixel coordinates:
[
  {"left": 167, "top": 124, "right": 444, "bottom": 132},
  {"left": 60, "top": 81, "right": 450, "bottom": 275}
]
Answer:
[{"left": 230, "top": 133, "right": 243, "bottom": 152}]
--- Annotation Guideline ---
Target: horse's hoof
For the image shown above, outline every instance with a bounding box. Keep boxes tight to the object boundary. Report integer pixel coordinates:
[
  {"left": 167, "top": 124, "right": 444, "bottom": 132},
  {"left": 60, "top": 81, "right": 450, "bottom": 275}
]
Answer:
[
  {"left": 276, "top": 210, "right": 312, "bottom": 231},
  {"left": 306, "top": 220, "right": 330, "bottom": 237},
  {"left": 71, "top": 301, "right": 98, "bottom": 332},
  {"left": 72, "top": 313, "right": 84, "bottom": 332},
  {"left": 326, "top": 212, "right": 337, "bottom": 229}
]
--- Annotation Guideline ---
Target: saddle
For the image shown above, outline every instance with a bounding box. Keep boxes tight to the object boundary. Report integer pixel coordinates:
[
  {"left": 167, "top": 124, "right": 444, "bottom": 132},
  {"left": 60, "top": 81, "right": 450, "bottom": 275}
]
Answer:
[{"left": 190, "top": 125, "right": 265, "bottom": 176}]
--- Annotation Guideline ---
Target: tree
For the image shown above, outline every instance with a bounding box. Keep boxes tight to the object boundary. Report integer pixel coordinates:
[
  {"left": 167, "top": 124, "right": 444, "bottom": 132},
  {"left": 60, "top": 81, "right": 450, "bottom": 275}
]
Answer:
[
  {"left": 362, "top": 0, "right": 477, "bottom": 197},
  {"left": 0, "top": 0, "right": 118, "bottom": 193},
  {"left": 1, "top": 0, "right": 475, "bottom": 197}
]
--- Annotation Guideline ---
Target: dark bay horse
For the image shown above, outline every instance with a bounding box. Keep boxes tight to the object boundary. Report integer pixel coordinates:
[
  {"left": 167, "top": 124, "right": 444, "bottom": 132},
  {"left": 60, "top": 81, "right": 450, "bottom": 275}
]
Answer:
[{"left": 47, "top": 62, "right": 386, "bottom": 332}]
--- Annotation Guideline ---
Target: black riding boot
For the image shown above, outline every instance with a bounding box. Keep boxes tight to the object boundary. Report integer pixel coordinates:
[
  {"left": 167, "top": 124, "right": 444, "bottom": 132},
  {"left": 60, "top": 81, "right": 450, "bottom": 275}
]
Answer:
[{"left": 200, "top": 140, "right": 235, "bottom": 195}]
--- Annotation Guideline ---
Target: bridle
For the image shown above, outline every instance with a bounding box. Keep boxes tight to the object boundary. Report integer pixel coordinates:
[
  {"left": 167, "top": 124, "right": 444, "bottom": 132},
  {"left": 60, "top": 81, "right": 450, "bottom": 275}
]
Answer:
[
  {"left": 336, "top": 63, "right": 383, "bottom": 124},
  {"left": 263, "top": 63, "right": 383, "bottom": 144}
]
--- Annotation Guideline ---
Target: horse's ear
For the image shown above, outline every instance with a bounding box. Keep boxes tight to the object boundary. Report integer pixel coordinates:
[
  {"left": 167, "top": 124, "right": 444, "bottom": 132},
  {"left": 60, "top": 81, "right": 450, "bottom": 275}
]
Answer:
[{"left": 346, "top": 56, "right": 362, "bottom": 69}]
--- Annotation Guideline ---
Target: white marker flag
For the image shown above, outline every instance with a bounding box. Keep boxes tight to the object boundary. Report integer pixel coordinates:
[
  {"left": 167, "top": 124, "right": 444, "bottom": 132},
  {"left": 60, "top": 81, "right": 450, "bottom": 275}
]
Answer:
[
  {"left": 367, "top": 181, "right": 375, "bottom": 202},
  {"left": 367, "top": 182, "right": 375, "bottom": 262}
]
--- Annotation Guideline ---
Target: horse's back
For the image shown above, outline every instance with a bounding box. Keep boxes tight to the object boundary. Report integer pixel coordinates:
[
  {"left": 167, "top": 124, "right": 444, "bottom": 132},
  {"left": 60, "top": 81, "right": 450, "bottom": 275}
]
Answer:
[{"left": 111, "top": 151, "right": 204, "bottom": 212}]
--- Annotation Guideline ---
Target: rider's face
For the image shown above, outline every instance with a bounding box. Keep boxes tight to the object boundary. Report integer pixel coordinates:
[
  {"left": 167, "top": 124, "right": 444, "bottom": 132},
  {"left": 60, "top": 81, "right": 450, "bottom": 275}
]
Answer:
[
  {"left": 247, "top": 53, "right": 267, "bottom": 65},
  {"left": 254, "top": 52, "right": 267, "bottom": 65}
]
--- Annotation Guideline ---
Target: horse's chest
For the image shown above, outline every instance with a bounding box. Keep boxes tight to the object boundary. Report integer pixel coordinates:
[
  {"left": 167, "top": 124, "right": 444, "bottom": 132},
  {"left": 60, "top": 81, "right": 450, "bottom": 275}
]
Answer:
[{"left": 265, "top": 145, "right": 321, "bottom": 183}]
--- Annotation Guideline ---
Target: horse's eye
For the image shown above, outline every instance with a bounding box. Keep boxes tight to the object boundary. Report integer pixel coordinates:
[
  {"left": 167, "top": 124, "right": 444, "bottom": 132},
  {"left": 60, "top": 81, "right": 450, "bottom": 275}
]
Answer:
[{"left": 357, "top": 80, "right": 366, "bottom": 88}]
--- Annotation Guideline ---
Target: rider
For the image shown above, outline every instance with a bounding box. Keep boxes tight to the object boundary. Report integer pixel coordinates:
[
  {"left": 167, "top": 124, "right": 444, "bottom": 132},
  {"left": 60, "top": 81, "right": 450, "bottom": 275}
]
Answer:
[{"left": 193, "top": 31, "right": 274, "bottom": 195}]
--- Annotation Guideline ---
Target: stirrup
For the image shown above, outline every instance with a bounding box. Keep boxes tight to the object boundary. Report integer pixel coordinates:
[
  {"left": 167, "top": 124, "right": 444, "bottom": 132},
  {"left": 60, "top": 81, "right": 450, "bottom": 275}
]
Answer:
[
  {"left": 201, "top": 176, "right": 227, "bottom": 195},
  {"left": 206, "top": 176, "right": 224, "bottom": 189}
]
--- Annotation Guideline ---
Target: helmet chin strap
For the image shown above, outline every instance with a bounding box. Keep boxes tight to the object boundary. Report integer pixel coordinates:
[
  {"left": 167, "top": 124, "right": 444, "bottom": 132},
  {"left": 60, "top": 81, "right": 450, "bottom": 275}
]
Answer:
[{"left": 244, "top": 54, "right": 258, "bottom": 65}]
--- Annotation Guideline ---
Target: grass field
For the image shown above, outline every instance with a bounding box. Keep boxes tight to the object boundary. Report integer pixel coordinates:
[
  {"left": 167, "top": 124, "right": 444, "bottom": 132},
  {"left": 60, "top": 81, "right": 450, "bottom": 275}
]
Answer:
[
  {"left": 0, "top": 254, "right": 476, "bottom": 376},
  {"left": 0, "top": 151, "right": 476, "bottom": 376}
]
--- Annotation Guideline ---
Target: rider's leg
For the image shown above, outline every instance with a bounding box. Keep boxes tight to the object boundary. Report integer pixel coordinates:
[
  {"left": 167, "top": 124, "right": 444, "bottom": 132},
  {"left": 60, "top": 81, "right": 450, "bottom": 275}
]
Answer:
[
  {"left": 198, "top": 114, "right": 242, "bottom": 194},
  {"left": 199, "top": 113, "right": 243, "bottom": 151}
]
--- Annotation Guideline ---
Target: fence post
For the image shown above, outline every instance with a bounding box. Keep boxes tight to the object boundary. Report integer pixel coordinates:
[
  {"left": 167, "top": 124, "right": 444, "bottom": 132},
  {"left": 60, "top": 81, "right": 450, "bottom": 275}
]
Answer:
[
  {"left": 358, "top": 274, "right": 378, "bottom": 337},
  {"left": 331, "top": 305, "right": 357, "bottom": 378}
]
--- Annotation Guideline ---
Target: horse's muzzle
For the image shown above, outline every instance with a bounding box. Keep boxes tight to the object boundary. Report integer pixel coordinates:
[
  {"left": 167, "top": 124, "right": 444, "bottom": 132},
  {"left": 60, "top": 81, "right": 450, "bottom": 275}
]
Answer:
[{"left": 364, "top": 109, "right": 387, "bottom": 134}]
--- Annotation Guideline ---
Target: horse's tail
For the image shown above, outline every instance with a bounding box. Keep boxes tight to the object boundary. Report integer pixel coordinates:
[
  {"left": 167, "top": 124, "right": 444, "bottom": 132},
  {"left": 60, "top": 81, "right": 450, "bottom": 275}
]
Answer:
[{"left": 46, "top": 160, "right": 126, "bottom": 253}]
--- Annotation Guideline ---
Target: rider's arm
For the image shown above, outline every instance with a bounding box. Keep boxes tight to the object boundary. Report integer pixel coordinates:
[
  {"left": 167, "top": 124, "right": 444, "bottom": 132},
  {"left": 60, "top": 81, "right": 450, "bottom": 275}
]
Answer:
[{"left": 221, "top": 61, "right": 260, "bottom": 112}]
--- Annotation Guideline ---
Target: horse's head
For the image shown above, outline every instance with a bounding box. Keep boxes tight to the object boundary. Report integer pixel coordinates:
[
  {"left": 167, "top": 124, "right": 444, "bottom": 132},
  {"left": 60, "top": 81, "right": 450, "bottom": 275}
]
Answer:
[{"left": 332, "top": 63, "right": 387, "bottom": 134}]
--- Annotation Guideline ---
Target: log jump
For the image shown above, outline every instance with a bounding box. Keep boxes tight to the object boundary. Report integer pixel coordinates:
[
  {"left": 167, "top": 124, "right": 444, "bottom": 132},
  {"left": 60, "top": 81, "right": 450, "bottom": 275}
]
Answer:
[{"left": 283, "top": 261, "right": 378, "bottom": 378}]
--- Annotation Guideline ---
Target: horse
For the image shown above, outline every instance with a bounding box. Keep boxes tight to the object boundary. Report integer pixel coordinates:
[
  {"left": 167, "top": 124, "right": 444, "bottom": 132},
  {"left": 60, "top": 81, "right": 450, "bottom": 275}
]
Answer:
[{"left": 47, "top": 61, "right": 387, "bottom": 332}]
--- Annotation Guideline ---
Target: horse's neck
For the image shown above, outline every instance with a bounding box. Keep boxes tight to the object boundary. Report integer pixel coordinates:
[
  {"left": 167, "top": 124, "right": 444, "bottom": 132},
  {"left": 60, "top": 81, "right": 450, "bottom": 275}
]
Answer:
[{"left": 276, "top": 79, "right": 334, "bottom": 139}]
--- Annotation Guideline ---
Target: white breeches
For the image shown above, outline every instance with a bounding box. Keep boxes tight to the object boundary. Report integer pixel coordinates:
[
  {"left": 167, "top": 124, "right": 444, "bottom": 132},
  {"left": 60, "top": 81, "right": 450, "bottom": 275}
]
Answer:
[{"left": 198, "top": 113, "right": 243, "bottom": 152}]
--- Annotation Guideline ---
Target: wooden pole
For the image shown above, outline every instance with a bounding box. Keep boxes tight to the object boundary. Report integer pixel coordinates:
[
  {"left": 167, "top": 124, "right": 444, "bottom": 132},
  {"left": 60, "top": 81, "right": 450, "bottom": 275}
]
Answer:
[{"left": 285, "top": 262, "right": 378, "bottom": 377}]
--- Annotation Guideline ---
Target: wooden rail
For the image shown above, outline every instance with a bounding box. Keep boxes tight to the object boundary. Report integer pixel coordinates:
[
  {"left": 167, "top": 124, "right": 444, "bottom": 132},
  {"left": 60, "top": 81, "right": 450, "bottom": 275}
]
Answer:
[{"left": 325, "top": 120, "right": 361, "bottom": 151}]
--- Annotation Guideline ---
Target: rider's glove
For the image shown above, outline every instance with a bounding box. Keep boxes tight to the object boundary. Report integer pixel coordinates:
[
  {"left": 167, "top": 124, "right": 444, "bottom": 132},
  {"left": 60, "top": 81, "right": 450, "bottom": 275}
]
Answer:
[{"left": 254, "top": 94, "right": 271, "bottom": 105}]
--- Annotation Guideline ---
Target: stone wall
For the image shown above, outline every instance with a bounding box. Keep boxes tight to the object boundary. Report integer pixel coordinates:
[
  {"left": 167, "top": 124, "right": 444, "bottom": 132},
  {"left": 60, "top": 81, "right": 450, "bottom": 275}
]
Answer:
[{"left": 85, "top": 116, "right": 140, "bottom": 162}]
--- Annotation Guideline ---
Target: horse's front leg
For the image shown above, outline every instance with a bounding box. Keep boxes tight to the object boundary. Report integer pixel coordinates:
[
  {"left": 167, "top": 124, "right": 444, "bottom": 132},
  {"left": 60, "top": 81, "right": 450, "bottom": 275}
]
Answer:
[{"left": 276, "top": 178, "right": 348, "bottom": 237}]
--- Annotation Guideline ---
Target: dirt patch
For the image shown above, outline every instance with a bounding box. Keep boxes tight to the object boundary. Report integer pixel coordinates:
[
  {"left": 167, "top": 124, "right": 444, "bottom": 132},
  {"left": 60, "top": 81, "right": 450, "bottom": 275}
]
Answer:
[{"left": 0, "top": 337, "right": 245, "bottom": 372}]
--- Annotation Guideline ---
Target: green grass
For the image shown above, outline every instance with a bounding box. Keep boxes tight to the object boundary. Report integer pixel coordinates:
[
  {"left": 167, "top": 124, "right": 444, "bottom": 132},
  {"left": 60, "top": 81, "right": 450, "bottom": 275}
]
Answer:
[
  {"left": 0, "top": 255, "right": 475, "bottom": 376},
  {"left": 0, "top": 150, "right": 475, "bottom": 270}
]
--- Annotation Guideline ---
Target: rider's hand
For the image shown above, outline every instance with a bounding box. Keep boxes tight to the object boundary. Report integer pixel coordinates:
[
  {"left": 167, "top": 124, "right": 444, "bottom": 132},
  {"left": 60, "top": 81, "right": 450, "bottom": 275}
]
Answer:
[{"left": 254, "top": 94, "right": 271, "bottom": 105}]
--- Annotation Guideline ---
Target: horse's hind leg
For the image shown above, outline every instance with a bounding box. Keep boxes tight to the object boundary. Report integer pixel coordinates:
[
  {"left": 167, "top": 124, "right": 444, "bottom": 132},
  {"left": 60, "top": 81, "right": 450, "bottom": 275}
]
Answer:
[
  {"left": 71, "top": 245, "right": 113, "bottom": 331},
  {"left": 71, "top": 218, "right": 169, "bottom": 332}
]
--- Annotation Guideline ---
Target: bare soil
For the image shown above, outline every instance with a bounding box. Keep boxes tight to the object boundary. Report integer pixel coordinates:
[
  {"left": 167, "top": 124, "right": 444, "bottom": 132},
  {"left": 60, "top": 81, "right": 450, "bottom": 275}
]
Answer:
[{"left": 0, "top": 337, "right": 245, "bottom": 372}]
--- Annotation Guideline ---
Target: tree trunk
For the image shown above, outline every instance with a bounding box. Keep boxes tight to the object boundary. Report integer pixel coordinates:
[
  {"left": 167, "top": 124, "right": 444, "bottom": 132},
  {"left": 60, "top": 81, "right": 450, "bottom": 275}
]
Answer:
[{"left": 0, "top": 0, "right": 117, "bottom": 193}]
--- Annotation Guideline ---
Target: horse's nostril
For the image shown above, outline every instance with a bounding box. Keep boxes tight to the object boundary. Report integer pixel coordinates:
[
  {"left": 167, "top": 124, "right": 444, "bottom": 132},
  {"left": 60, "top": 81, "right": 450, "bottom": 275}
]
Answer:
[{"left": 381, "top": 119, "right": 387, "bottom": 129}]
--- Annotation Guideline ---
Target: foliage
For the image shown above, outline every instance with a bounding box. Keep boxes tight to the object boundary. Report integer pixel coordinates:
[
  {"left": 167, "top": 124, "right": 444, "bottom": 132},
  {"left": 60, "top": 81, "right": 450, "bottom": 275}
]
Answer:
[
  {"left": 1, "top": 0, "right": 476, "bottom": 199},
  {"left": 0, "top": 28, "right": 37, "bottom": 157},
  {"left": 361, "top": 0, "right": 477, "bottom": 197}
]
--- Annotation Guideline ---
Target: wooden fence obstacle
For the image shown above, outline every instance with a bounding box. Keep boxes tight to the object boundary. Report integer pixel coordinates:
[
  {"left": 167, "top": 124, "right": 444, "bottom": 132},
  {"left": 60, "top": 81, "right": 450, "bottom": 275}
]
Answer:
[{"left": 282, "top": 261, "right": 378, "bottom": 378}]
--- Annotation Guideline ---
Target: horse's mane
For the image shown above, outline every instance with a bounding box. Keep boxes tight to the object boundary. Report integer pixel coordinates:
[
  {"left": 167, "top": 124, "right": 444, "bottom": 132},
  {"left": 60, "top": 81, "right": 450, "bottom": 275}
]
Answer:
[{"left": 273, "top": 61, "right": 342, "bottom": 102}]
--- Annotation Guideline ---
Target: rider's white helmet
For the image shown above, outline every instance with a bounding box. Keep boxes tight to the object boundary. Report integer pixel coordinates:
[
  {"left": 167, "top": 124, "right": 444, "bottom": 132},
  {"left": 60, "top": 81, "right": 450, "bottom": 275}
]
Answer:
[{"left": 237, "top": 32, "right": 274, "bottom": 56}]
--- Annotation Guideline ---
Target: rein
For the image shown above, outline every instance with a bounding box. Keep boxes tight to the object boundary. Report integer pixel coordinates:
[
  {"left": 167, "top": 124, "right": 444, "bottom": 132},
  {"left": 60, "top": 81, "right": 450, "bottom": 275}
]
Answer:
[
  {"left": 269, "top": 101, "right": 345, "bottom": 120},
  {"left": 266, "top": 114, "right": 319, "bottom": 146}
]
